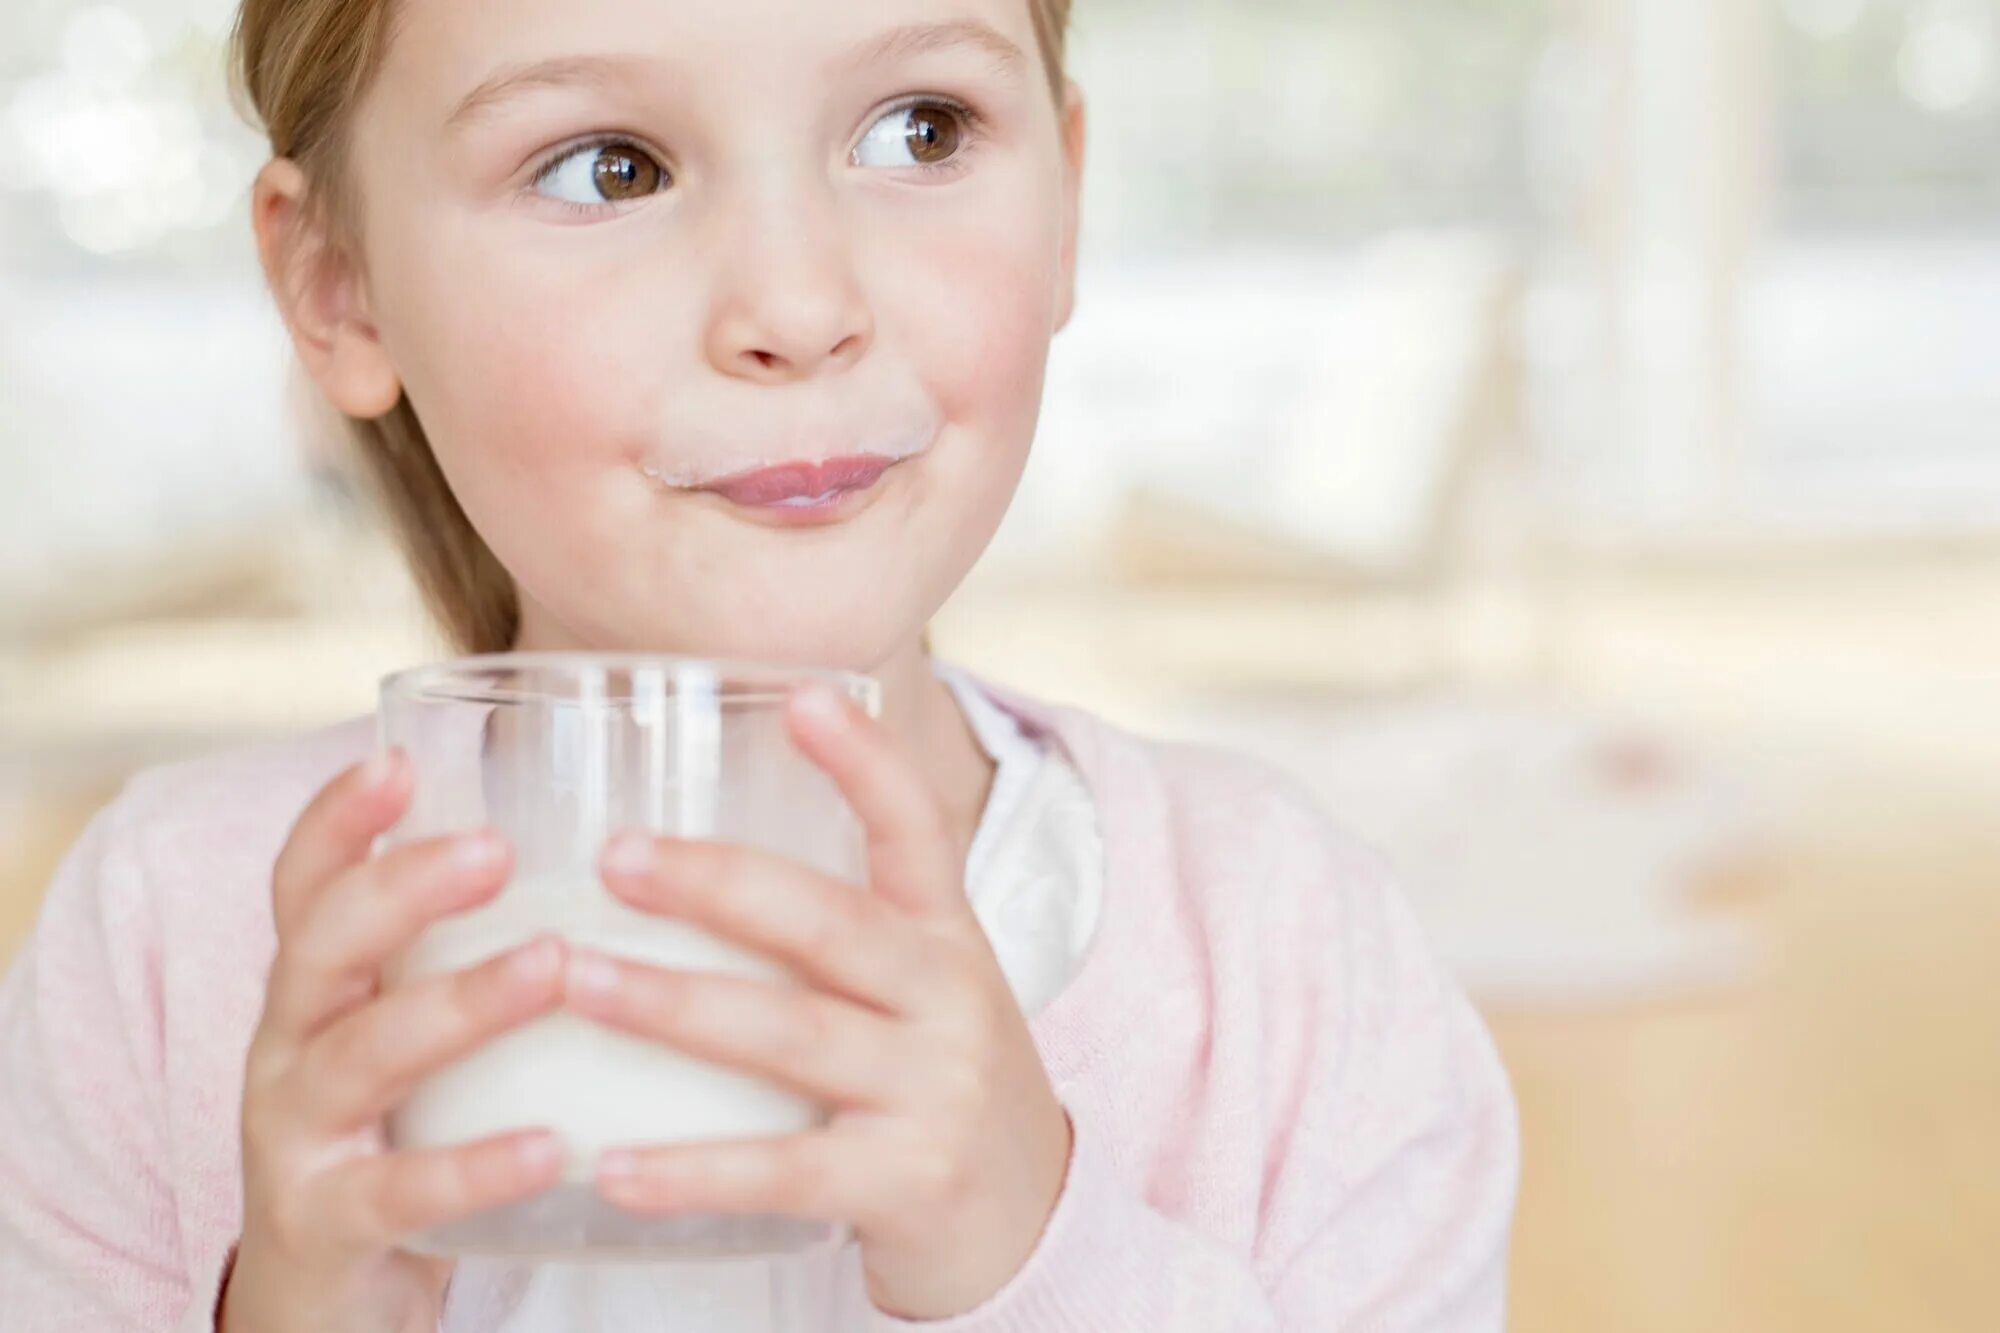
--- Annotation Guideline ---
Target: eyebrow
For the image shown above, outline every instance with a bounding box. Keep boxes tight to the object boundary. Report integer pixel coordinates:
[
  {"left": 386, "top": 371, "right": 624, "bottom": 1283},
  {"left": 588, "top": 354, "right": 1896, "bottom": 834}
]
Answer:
[
  {"left": 841, "top": 19, "right": 1028, "bottom": 79},
  {"left": 445, "top": 21, "right": 1028, "bottom": 131},
  {"left": 446, "top": 54, "right": 647, "bottom": 131}
]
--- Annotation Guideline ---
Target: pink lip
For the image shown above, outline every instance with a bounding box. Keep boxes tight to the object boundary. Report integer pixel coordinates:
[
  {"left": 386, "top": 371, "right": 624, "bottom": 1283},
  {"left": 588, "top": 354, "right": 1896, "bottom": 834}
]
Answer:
[{"left": 699, "top": 455, "right": 896, "bottom": 507}]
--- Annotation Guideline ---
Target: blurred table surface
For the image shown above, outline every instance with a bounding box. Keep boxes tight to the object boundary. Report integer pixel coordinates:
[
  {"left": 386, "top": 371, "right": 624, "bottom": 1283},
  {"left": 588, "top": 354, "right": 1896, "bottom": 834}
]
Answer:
[
  {"left": 1494, "top": 766, "right": 1998, "bottom": 1333},
  {"left": 4, "top": 546, "right": 1998, "bottom": 1332}
]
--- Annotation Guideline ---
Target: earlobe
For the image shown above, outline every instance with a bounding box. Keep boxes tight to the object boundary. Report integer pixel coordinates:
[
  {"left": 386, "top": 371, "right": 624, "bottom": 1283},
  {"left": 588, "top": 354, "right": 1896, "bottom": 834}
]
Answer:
[
  {"left": 251, "top": 159, "right": 403, "bottom": 420},
  {"left": 326, "top": 325, "right": 405, "bottom": 420},
  {"left": 1053, "top": 80, "right": 1087, "bottom": 334}
]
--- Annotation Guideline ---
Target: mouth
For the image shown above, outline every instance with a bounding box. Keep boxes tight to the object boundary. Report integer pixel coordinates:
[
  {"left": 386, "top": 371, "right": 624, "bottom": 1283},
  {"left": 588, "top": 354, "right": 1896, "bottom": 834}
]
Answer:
[
  {"left": 638, "top": 412, "right": 939, "bottom": 527},
  {"left": 666, "top": 451, "right": 910, "bottom": 528},
  {"left": 698, "top": 455, "right": 898, "bottom": 508}
]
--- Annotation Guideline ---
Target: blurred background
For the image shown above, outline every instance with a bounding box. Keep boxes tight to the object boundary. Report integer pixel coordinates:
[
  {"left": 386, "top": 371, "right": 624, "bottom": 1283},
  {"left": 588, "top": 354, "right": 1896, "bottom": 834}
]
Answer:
[{"left": 3, "top": 0, "right": 1996, "bottom": 1327}]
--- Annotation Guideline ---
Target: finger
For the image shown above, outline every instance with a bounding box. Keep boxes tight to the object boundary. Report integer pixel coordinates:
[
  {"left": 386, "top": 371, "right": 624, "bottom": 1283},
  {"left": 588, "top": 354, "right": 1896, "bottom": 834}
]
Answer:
[
  {"left": 271, "top": 750, "right": 413, "bottom": 937},
  {"left": 298, "top": 935, "right": 567, "bottom": 1131},
  {"left": 335, "top": 1128, "right": 565, "bottom": 1242},
  {"left": 784, "top": 685, "right": 960, "bottom": 917},
  {"left": 596, "top": 1130, "right": 902, "bottom": 1229},
  {"left": 263, "top": 828, "right": 514, "bottom": 1041},
  {"left": 599, "top": 833, "right": 927, "bottom": 1012},
  {"left": 564, "top": 949, "right": 909, "bottom": 1110}
]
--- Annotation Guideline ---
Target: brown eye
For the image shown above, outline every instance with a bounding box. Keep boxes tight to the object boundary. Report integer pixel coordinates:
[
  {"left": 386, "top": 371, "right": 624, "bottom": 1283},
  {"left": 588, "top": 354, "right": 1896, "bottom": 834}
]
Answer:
[
  {"left": 904, "top": 105, "right": 962, "bottom": 166},
  {"left": 535, "top": 139, "right": 669, "bottom": 207},
  {"left": 591, "top": 144, "right": 664, "bottom": 200},
  {"left": 854, "top": 101, "right": 972, "bottom": 171}
]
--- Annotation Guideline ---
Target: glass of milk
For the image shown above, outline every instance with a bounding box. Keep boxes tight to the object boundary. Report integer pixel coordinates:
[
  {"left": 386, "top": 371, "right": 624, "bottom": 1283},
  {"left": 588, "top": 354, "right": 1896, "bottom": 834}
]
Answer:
[{"left": 376, "top": 652, "right": 881, "bottom": 1261}]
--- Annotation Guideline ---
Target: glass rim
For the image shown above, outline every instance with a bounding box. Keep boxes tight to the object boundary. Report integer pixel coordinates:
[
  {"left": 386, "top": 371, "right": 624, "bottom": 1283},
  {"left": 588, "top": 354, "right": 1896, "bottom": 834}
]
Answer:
[{"left": 380, "top": 651, "right": 880, "bottom": 709}]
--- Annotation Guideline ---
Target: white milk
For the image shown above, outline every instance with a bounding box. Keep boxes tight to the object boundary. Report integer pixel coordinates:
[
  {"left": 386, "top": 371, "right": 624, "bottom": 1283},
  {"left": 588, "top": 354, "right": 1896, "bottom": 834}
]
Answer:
[{"left": 390, "top": 874, "right": 823, "bottom": 1184}]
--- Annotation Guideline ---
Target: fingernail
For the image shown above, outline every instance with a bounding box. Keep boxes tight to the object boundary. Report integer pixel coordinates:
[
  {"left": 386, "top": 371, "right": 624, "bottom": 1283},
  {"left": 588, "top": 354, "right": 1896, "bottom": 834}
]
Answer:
[
  {"left": 598, "top": 1149, "right": 637, "bottom": 1184},
  {"left": 518, "top": 1132, "right": 563, "bottom": 1174},
  {"left": 794, "top": 684, "right": 846, "bottom": 726},
  {"left": 453, "top": 829, "right": 508, "bottom": 870},
  {"left": 603, "top": 830, "right": 657, "bottom": 876},
  {"left": 360, "top": 749, "right": 399, "bottom": 790},
  {"left": 566, "top": 950, "right": 621, "bottom": 999},
  {"left": 508, "top": 935, "right": 561, "bottom": 982}
]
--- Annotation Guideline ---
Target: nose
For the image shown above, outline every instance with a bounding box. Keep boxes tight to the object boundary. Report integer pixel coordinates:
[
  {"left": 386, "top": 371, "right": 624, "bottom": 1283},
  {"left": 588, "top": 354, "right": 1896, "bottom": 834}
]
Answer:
[{"left": 703, "top": 188, "right": 873, "bottom": 384}]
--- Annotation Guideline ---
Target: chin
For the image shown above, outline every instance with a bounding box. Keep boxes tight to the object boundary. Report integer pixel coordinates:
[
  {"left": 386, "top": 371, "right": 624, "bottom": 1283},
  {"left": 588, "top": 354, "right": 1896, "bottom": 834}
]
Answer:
[{"left": 576, "top": 611, "right": 918, "bottom": 675}]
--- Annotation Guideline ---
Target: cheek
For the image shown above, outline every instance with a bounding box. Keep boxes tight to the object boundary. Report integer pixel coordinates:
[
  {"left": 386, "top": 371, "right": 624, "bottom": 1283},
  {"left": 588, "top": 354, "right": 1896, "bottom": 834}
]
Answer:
[
  {"left": 882, "top": 198, "right": 1060, "bottom": 441},
  {"left": 368, "top": 219, "right": 661, "bottom": 516},
  {"left": 872, "top": 203, "right": 1056, "bottom": 584}
]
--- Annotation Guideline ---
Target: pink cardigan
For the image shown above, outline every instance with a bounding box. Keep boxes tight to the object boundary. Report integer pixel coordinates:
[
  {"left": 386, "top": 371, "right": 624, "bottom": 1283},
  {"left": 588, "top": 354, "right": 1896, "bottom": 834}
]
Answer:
[{"left": 0, "top": 675, "right": 1518, "bottom": 1330}]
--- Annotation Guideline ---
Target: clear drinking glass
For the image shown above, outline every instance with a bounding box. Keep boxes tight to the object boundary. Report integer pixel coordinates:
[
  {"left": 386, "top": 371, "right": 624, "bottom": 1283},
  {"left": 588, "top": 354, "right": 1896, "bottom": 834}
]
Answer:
[{"left": 376, "top": 652, "right": 881, "bottom": 1260}]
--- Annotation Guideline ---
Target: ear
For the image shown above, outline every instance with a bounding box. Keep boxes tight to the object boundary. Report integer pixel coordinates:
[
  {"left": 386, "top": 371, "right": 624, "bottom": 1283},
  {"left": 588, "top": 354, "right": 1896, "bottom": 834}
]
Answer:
[
  {"left": 1052, "top": 78, "right": 1087, "bottom": 334},
  {"left": 251, "top": 158, "right": 403, "bottom": 420}
]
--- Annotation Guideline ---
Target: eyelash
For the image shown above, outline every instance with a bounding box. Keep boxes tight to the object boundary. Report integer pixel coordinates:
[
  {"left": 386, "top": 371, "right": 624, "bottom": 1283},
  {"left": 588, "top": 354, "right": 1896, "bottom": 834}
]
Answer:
[
  {"left": 525, "top": 94, "right": 986, "bottom": 218},
  {"left": 528, "top": 134, "right": 670, "bottom": 218}
]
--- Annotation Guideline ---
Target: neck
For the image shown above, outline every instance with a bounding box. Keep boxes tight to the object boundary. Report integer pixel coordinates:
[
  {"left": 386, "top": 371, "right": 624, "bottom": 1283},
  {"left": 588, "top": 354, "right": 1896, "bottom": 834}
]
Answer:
[{"left": 869, "top": 635, "right": 997, "bottom": 874}]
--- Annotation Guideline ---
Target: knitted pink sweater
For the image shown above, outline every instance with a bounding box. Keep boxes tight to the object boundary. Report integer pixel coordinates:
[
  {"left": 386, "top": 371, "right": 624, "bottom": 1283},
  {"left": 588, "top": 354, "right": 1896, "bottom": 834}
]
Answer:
[{"left": 0, "top": 676, "right": 1518, "bottom": 1330}]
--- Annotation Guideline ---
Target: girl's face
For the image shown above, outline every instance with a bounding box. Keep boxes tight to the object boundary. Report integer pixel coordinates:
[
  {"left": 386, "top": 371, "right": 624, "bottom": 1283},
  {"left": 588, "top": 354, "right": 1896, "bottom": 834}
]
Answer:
[{"left": 327, "top": 0, "right": 1082, "bottom": 665}]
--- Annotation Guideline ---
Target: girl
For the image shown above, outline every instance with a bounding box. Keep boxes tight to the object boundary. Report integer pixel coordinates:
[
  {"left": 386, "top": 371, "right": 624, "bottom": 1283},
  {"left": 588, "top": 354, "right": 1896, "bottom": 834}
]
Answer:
[{"left": 0, "top": 0, "right": 1519, "bottom": 1328}]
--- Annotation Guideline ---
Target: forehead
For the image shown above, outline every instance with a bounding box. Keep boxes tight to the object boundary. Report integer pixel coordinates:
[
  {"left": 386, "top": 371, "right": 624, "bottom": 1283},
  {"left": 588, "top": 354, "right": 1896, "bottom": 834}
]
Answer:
[{"left": 375, "top": 0, "right": 1042, "bottom": 115}]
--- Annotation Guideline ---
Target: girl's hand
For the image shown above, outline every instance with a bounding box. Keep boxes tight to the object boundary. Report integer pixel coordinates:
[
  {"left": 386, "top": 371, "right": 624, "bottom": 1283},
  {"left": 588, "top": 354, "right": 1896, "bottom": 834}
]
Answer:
[
  {"left": 566, "top": 684, "right": 1073, "bottom": 1321},
  {"left": 222, "top": 752, "right": 569, "bottom": 1333}
]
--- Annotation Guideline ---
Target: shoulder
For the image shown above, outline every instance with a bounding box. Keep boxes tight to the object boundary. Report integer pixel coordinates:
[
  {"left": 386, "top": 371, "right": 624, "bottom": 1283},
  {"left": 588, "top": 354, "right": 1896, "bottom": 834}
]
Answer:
[
  {"left": 1136, "top": 731, "right": 1425, "bottom": 976},
  {"left": 1145, "top": 731, "right": 1369, "bottom": 858},
  {"left": 111, "top": 714, "right": 374, "bottom": 852},
  {"left": 966, "top": 671, "right": 1348, "bottom": 846},
  {"left": 1070, "top": 702, "right": 1401, "bottom": 919},
  {"left": 5, "top": 716, "right": 374, "bottom": 1091},
  {"left": 998, "top": 684, "right": 1418, "bottom": 973},
  {"left": 1100, "top": 716, "right": 1516, "bottom": 1133},
  {"left": 51, "top": 716, "right": 376, "bottom": 948},
  {"left": 969, "top": 674, "right": 1397, "bottom": 908}
]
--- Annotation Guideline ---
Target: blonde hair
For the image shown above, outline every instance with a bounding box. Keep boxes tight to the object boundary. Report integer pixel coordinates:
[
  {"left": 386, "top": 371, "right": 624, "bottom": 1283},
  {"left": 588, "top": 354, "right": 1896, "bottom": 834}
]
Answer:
[{"left": 231, "top": 2, "right": 1073, "bottom": 655}]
